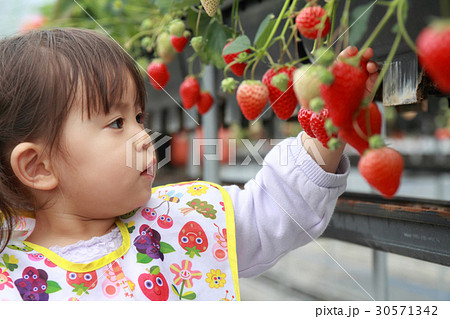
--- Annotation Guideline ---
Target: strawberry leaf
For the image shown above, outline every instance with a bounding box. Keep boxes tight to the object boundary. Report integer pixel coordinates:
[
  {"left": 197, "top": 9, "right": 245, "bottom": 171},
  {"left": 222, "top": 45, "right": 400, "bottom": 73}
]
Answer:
[
  {"left": 349, "top": 3, "right": 375, "bottom": 46},
  {"left": 159, "top": 242, "right": 176, "bottom": 254},
  {"left": 150, "top": 266, "right": 160, "bottom": 275},
  {"left": 46, "top": 281, "right": 62, "bottom": 294},
  {"left": 136, "top": 253, "right": 153, "bottom": 264},
  {"left": 254, "top": 14, "right": 276, "bottom": 49},
  {"left": 222, "top": 35, "right": 251, "bottom": 55}
]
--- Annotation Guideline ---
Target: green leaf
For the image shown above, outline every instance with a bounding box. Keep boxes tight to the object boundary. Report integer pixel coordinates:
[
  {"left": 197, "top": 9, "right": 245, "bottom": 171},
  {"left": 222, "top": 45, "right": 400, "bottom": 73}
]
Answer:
[
  {"left": 159, "top": 242, "right": 176, "bottom": 254},
  {"left": 222, "top": 35, "right": 251, "bottom": 55},
  {"left": 46, "top": 281, "right": 62, "bottom": 294},
  {"left": 150, "top": 266, "right": 160, "bottom": 275},
  {"left": 6, "top": 263, "right": 18, "bottom": 272},
  {"left": 136, "top": 253, "right": 153, "bottom": 264},
  {"left": 254, "top": 14, "right": 276, "bottom": 49},
  {"left": 0, "top": 262, "right": 5, "bottom": 268},
  {"left": 171, "top": 284, "right": 180, "bottom": 296},
  {"left": 205, "top": 20, "right": 234, "bottom": 69},
  {"left": 182, "top": 291, "right": 197, "bottom": 300},
  {"left": 349, "top": 3, "right": 375, "bottom": 46}
]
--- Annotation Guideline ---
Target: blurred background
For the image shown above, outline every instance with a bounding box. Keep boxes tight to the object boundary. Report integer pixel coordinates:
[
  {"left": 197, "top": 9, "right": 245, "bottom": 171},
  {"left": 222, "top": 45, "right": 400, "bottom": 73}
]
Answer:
[{"left": 1, "top": 0, "right": 449, "bottom": 301}]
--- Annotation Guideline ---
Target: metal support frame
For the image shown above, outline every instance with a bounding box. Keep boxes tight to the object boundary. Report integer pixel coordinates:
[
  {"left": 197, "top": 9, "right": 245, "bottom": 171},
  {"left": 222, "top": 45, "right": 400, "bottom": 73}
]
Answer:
[{"left": 323, "top": 192, "right": 450, "bottom": 267}]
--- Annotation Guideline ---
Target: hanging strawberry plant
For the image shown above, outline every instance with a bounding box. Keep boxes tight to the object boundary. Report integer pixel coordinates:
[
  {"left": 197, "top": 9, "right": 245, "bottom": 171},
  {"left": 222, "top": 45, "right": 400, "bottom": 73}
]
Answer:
[{"left": 40, "top": 0, "right": 450, "bottom": 198}]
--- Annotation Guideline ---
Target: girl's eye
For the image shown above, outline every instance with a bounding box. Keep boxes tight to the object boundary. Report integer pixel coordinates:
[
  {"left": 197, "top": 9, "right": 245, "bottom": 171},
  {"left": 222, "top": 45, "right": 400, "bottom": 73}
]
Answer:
[
  {"left": 136, "top": 113, "right": 144, "bottom": 124},
  {"left": 109, "top": 118, "right": 124, "bottom": 129}
]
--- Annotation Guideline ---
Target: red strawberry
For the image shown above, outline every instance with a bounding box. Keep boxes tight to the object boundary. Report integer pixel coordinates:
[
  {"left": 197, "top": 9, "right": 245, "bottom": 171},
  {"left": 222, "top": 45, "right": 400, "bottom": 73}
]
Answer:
[
  {"left": 338, "top": 102, "right": 382, "bottom": 154},
  {"left": 171, "top": 34, "right": 189, "bottom": 53},
  {"left": 197, "top": 91, "right": 214, "bottom": 115},
  {"left": 262, "top": 66, "right": 298, "bottom": 120},
  {"left": 297, "top": 107, "right": 316, "bottom": 138},
  {"left": 236, "top": 80, "right": 269, "bottom": 120},
  {"left": 416, "top": 21, "right": 450, "bottom": 93},
  {"left": 295, "top": 6, "right": 331, "bottom": 39},
  {"left": 180, "top": 76, "right": 200, "bottom": 109},
  {"left": 147, "top": 60, "right": 170, "bottom": 90},
  {"left": 223, "top": 41, "right": 251, "bottom": 77},
  {"left": 358, "top": 136, "right": 403, "bottom": 198},
  {"left": 320, "top": 61, "right": 367, "bottom": 128},
  {"left": 310, "top": 108, "right": 336, "bottom": 148}
]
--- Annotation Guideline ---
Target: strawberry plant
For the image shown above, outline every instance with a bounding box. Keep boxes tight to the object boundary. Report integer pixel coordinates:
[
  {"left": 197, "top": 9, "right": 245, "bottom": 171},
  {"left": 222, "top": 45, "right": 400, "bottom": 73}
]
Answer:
[{"left": 40, "top": 0, "right": 449, "bottom": 197}]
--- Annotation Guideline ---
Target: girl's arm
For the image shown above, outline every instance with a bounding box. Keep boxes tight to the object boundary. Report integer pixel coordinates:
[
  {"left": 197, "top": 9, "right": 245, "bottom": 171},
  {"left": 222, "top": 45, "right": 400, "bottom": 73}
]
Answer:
[{"left": 224, "top": 132, "right": 350, "bottom": 278}]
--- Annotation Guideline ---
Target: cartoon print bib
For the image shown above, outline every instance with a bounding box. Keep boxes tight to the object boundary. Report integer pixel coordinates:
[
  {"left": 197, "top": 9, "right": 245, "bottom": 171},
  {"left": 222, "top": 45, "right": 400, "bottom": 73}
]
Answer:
[{"left": 0, "top": 181, "right": 240, "bottom": 301}]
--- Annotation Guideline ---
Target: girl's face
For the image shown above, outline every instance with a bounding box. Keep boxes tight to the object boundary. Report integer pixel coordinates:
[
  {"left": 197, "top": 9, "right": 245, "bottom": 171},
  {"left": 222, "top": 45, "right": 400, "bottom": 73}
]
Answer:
[{"left": 53, "top": 76, "right": 155, "bottom": 219}]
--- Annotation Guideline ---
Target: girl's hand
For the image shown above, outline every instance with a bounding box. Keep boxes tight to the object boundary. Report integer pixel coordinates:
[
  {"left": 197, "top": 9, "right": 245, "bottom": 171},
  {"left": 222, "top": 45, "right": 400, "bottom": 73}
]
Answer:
[{"left": 338, "top": 46, "right": 379, "bottom": 99}]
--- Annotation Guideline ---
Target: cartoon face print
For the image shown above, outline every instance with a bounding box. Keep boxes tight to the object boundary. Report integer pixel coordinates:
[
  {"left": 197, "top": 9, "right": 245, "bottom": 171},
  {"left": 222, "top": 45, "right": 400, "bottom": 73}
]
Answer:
[
  {"left": 141, "top": 207, "right": 157, "bottom": 221},
  {"left": 27, "top": 253, "right": 45, "bottom": 262},
  {"left": 157, "top": 214, "right": 173, "bottom": 229},
  {"left": 66, "top": 270, "right": 98, "bottom": 296},
  {"left": 138, "top": 266, "right": 169, "bottom": 301},
  {"left": 178, "top": 221, "right": 209, "bottom": 258},
  {"left": 133, "top": 224, "right": 164, "bottom": 261},
  {"left": 14, "top": 266, "right": 49, "bottom": 301}
]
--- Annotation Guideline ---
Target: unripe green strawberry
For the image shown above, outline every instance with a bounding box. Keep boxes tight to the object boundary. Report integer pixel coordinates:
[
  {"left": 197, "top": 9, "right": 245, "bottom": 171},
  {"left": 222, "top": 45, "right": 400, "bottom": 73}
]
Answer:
[
  {"left": 358, "top": 136, "right": 404, "bottom": 198},
  {"left": 236, "top": 80, "right": 269, "bottom": 120},
  {"left": 293, "top": 64, "right": 323, "bottom": 107},
  {"left": 169, "top": 19, "right": 185, "bottom": 37},
  {"left": 191, "top": 36, "right": 205, "bottom": 53},
  {"left": 157, "top": 32, "right": 176, "bottom": 63},
  {"left": 201, "top": 0, "right": 220, "bottom": 17},
  {"left": 221, "top": 77, "right": 239, "bottom": 94}
]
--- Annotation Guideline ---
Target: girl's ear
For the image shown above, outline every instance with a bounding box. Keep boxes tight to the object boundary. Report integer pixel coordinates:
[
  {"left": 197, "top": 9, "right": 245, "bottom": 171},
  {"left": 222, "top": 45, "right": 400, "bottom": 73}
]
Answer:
[{"left": 10, "top": 142, "right": 58, "bottom": 191}]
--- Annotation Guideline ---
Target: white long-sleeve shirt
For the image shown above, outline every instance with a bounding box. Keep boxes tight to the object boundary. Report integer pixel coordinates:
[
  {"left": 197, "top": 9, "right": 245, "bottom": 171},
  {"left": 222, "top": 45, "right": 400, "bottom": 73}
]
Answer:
[{"left": 50, "top": 132, "right": 350, "bottom": 278}]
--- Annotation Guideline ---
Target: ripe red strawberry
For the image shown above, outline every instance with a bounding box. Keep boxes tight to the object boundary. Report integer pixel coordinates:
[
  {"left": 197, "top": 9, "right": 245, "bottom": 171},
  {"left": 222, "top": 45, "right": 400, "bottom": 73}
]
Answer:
[
  {"left": 180, "top": 76, "right": 200, "bottom": 109},
  {"left": 295, "top": 6, "right": 331, "bottom": 39},
  {"left": 416, "top": 21, "right": 450, "bottom": 93},
  {"left": 201, "top": 0, "right": 220, "bottom": 17},
  {"left": 197, "top": 91, "right": 214, "bottom": 115},
  {"left": 223, "top": 41, "right": 251, "bottom": 77},
  {"left": 310, "top": 108, "right": 336, "bottom": 148},
  {"left": 262, "top": 66, "right": 298, "bottom": 120},
  {"left": 358, "top": 136, "right": 404, "bottom": 198},
  {"left": 320, "top": 61, "right": 367, "bottom": 128},
  {"left": 236, "top": 80, "right": 269, "bottom": 120},
  {"left": 147, "top": 60, "right": 170, "bottom": 90},
  {"left": 297, "top": 107, "right": 316, "bottom": 138},
  {"left": 171, "top": 34, "right": 189, "bottom": 53},
  {"left": 338, "top": 102, "right": 382, "bottom": 154}
]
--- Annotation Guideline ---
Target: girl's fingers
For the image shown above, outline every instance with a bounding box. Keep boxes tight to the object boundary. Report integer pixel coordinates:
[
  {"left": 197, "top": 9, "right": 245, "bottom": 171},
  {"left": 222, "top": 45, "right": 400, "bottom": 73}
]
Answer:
[{"left": 367, "top": 61, "right": 378, "bottom": 74}]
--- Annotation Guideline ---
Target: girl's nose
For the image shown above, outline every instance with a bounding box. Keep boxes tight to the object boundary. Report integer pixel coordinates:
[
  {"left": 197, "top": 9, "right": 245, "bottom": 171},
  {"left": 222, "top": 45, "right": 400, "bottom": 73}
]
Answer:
[{"left": 134, "top": 132, "right": 152, "bottom": 152}]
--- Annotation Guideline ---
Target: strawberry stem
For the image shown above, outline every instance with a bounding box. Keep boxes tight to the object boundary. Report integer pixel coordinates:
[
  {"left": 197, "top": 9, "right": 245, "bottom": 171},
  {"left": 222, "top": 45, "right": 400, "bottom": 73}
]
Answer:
[
  {"left": 366, "top": 30, "right": 402, "bottom": 102},
  {"left": 397, "top": 0, "right": 418, "bottom": 53},
  {"left": 358, "top": 0, "right": 399, "bottom": 60}
]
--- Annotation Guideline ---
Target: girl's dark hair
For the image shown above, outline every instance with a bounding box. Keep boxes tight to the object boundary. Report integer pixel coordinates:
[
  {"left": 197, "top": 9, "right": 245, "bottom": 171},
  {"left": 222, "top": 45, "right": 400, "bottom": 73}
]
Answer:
[{"left": 0, "top": 28, "right": 146, "bottom": 251}]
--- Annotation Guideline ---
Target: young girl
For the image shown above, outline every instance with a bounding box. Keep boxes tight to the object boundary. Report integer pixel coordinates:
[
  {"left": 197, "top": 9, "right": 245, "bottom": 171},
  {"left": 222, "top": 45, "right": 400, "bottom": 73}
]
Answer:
[{"left": 0, "top": 28, "right": 376, "bottom": 301}]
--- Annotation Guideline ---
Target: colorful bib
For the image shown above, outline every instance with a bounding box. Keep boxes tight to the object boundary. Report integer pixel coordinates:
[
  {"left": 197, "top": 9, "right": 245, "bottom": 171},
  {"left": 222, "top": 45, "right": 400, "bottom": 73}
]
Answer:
[{"left": 0, "top": 181, "right": 240, "bottom": 301}]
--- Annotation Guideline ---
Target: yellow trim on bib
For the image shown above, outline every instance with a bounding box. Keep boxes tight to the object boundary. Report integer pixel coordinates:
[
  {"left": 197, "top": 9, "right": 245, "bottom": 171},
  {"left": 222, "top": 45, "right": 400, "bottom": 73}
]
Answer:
[
  {"left": 22, "top": 219, "right": 130, "bottom": 273},
  {"left": 153, "top": 181, "right": 241, "bottom": 301}
]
